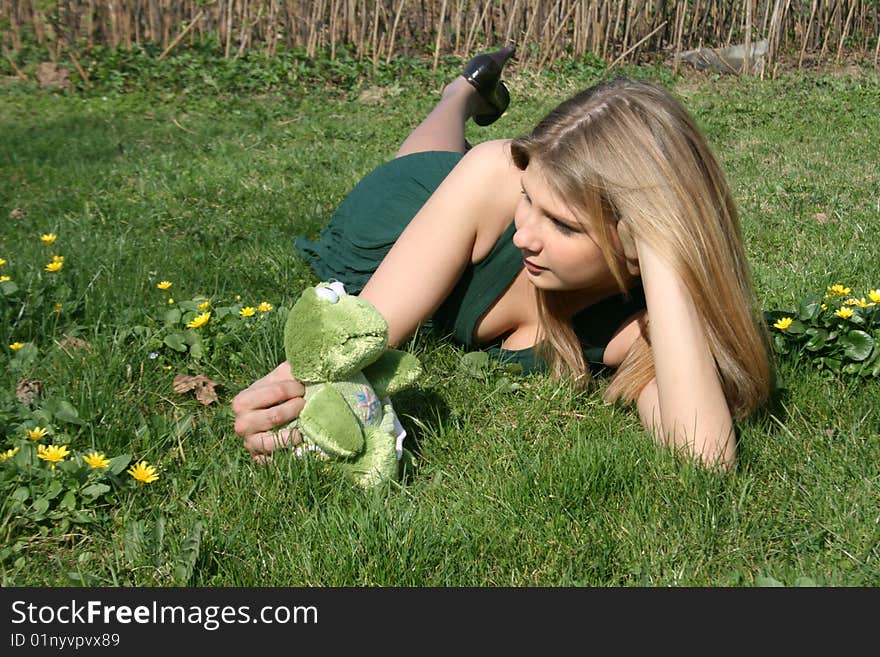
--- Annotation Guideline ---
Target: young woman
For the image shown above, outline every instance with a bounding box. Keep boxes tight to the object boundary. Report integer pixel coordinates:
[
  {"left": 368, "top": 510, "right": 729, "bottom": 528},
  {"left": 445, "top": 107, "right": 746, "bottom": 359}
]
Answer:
[{"left": 232, "top": 46, "right": 772, "bottom": 470}]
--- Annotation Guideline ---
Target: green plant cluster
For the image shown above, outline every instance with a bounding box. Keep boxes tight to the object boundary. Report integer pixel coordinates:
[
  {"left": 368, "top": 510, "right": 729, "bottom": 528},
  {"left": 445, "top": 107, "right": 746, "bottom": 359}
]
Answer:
[
  {"left": 118, "top": 285, "right": 285, "bottom": 371},
  {"left": 0, "top": 396, "right": 132, "bottom": 564},
  {"left": 766, "top": 285, "right": 880, "bottom": 376}
]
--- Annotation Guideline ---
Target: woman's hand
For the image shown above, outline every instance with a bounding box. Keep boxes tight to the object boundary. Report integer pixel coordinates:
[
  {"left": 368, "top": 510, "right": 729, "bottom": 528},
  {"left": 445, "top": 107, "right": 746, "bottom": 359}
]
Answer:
[{"left": 231, "top": 361, "right": 305, "bottom": 462}]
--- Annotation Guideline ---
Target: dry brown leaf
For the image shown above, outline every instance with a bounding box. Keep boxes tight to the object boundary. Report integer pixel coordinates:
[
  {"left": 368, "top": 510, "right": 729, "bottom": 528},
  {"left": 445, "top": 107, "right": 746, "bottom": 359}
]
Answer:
[
  {"left": 59, "top": 336, "right": 91, "bottom": 350},
  {"left": 815, "top": 212, "right": 829, "bottom": 223},
  {"left": 173, "top": 374, "right": 221, "bottom": 405},
  {"left": 36, "top": 62, "right": 71, "bottom": 90},
  {"left": 9, "top": 207, "right": 26, "bottom": 220},
  {"left": 16, "top": 378, "right": 43, "bottom": 405}
]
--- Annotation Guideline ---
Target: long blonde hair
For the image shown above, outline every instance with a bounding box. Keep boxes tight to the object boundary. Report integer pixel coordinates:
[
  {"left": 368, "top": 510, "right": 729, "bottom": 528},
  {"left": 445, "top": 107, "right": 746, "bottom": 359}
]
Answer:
[{"left": 509, "top": 77, "right": 771, "bottom": 419}]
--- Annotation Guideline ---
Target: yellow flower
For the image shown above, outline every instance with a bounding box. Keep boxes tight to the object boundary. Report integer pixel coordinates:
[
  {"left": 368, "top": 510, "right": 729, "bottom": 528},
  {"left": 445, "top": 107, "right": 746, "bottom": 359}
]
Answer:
[
  {"left": 9, "top": 342, "right": 24, "bottom": 351},
  {"left": 0, "top": 275, "right": 10, "bottom": 283},
  {"left": 53, "top": 303, "right": 62, "bottom": 313},
  {"left": 128, "top": 460, "right": 159, "bottom": 483},
  {"left": 198, "top": 300, "right": 211, "bottom": 310},
  {"left": 773, "top": 317, "right": 793, "bottom": 331},
  {"left": 827, "top": 284, "right": 851, "bottom": 296},
  {"left": 844, "top": 298, "right": 859, "bottom": 306},
  {"left": 821, "top": 303, "right": 827, "bottom": 310},
  {"left": 167, "top": 298, "right": 175, "bottom": 304},
  {"left": 83, "top": 451, "right": 110, "bottom": 469},
  {"left": 37, "top": 444, "right": 70, "bottom": 465},
  {"left": 45, "top": 261, "right": 63, "bottom": 272},
  {"left": 156, "top": 281, "right": 172, "bottom": 290},
  {"left": 835, "top": 307, "right": 854, "bottom": 319},
  {"left": 187, "top": 311, "right": 211, "bottom": 328},
  {"left": 239, "top": 306, "right": 255, "bottom": 317},
  {"left": 40, "top": 233, "right": 57, "bottom": 244},
  {"left": 27, "top": 426, "right": 48, "bottom": 441},
  {"left": 257, "top": 301, "right": 273, "bottom": 313},
  {"left": 52, "top": 255, "right": 64, "bottom": 263},
  {"left": 0, "top": 446, "right": 20, "bottom": 462},
  {"left": 869, "top": 290, "right": 880, "bottom": 304},
  {"left": 0, "top": 258, "right": 5, "bottom": 267}
]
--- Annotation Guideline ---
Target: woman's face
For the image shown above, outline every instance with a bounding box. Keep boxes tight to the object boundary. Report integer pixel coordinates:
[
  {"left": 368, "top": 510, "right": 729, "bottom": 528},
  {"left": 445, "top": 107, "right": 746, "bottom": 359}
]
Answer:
[{"left": 513, "top": 161, "right": 618, "bottom": 294}]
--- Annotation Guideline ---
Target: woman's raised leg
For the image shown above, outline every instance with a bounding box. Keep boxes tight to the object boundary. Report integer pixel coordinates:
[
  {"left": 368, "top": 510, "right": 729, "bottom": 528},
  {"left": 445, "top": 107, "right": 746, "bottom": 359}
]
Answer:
[{"left": 395, "top": 45, "right": 515, "bottom": 159}]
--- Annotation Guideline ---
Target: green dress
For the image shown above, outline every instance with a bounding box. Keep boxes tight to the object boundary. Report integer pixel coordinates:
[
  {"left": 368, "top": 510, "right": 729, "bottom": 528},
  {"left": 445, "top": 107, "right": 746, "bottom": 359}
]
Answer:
[{"left": 294, "top": 151, "right": 645, "bottom": 374}]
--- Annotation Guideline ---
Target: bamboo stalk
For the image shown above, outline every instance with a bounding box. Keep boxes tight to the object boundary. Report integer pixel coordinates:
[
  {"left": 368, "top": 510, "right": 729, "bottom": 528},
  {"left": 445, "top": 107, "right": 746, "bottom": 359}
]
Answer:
[
  {"left": 874, "top": 29, "right": 879, "bottom": 68},
  {"left": 836, "top": 0, "right": 857, "bottom": 63},
  {"left": 385, "top": 0, "right": 405, "bottom": 64},
  {"left": 432, "top": 0, "right": 447, "bottom": 71},
  {"left": 611, "top": 18, "right": 666, "bottom": 69},
  {"left": 2, "top": 44, "right": 28, "bottom": 80},
  {"left": 159, "top": 8, "right": 203, "bottom": 59},
  {"left": 743, "top": 0, "right": 752, "bottom": 74},
  {"left": 68, "top": 48, "right": 90, "bottom": 84},
  {"left": 538, "top": 0, "right": 575, "bottom": 69}
]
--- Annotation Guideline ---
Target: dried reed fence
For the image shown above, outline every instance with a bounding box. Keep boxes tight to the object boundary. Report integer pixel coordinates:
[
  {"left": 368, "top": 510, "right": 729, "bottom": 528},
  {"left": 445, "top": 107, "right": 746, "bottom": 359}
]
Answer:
[{"left": 2, "top": 0, "right": 879, "bottom": 73}]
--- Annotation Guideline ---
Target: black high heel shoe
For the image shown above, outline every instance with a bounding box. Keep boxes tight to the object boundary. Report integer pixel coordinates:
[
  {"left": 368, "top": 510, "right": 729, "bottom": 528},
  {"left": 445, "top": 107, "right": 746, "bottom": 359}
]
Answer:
[{"left": 462, "top": 45, "right": 515, "bottom": 126}]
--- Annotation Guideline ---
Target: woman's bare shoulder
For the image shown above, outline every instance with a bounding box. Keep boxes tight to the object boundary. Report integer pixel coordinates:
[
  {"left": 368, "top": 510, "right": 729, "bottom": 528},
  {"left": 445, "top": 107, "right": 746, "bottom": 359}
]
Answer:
[{"left": 456, "top": 139, "right": 521, "bottom": 261}]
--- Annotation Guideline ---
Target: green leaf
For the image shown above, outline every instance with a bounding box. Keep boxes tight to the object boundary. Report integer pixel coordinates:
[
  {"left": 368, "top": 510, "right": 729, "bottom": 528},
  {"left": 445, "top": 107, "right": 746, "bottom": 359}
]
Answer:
[
  {"left": 124, "top": 520, "right": 146, "bottom": 565},
  {"left": 820, "top": 357, "right": 842, "bottom": 372},
  {"left": 460, "top": 351, "right": 490, "bottom": 378},
  {"left": 163, "top": 308, "right": 182, "bottom": 325},
  {"left": 784, "top": 319, "right": 806, "bottom": 335},
  {"left": 81, "top": 483, "right": 111, "bottom": 499},
  {"left": 32, "top": 498, "right": 50, "bottom": 515},
  {"left": 173, "top": 520, "right": 205, "bottom": 586},
  {"left": 45, "top": 480, "right": 64, "bottom": 500},
  {"left": 798, "top": 294, "right": 823, "bottom": 322},
  {"left": 59, "top": 490, "right": 77, "bottom": 510},
  {"left": 52, "top": 400, "right": 84, "bottom": 426},
  {"left": 164, "top": 332, "right": 187, "bottom": 352},
  {"left": 12, "top": 487, "right": 30, "bottom": 502},
  {"left": 839, "top": 330, "right": 873, "bottom": 361},
  {"left": 843, "top": 362, "right": 861, "bottom": 374},
  {"left": 178, "top": 300, "right": 201, "bottom": 312},
  {"left": 754, "top": 575, "right": 785, "bottom": 587},
  {"left": 804, "top": 328, "right": 829, "bottom": 351},
  {"left": 108, "top": 453, "right": 132, "bottom": 475},
  {"left": 772, "top": 334, "right": 790, "bottom": 354},
  {"left": 0, "top": 280, "right": 19, "bottom": 295}
]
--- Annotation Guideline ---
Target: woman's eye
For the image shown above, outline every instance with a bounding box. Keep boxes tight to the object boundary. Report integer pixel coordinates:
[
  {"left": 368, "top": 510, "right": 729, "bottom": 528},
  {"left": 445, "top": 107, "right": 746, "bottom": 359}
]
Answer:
[{"left": 551, "top": 217, "right": 576, "bottom": 235}]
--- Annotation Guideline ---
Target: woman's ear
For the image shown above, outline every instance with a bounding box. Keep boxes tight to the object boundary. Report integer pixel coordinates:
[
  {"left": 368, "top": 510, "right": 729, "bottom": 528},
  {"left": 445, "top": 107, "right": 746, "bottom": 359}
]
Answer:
[{"left": 615, "top": 218, "right": 641, "bottom": 277}]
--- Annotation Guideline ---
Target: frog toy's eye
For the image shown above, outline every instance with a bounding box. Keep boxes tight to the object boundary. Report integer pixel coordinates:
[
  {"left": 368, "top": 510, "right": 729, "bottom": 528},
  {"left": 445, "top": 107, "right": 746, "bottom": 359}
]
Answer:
[
  {"left": 328, "top": 280, "right": 347, "bottom": 297},
  {"left": 314, "top": 281, "right": 348, "bottom": 303},
  {"left": 315, "top": 285, "right": 339, "bottom": 303}
]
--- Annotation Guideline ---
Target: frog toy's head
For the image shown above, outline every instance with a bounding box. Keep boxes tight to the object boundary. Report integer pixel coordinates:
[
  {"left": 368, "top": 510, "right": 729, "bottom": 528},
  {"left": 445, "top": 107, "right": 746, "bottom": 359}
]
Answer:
[{"left": 284, "top": 281, "right": 389, "bottom": 383}]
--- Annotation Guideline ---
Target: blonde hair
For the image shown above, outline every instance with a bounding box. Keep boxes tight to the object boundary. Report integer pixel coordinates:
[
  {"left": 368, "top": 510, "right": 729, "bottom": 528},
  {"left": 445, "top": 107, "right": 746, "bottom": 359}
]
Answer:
[{"left": 509, "top": 77, "right": 771, "bottom": 419}]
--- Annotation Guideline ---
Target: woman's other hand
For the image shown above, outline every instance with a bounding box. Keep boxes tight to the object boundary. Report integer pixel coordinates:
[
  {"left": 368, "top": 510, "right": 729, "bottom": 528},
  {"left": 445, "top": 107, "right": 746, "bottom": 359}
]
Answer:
[{"left": 231, "top": 361, "right": 305, "bottom": 462}]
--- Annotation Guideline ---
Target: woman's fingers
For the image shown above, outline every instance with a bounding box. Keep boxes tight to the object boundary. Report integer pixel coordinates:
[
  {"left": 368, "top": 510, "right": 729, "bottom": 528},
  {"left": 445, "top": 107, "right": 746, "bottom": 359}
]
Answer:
[
  {"left": 233, "top": 394, "right": 305, "bottom": 439},
  {"left": 246, "top": 427, "right": 302, "bottom": 461},
  {"left": 231, "top": 361, "right": 307, "bottom": 462}
]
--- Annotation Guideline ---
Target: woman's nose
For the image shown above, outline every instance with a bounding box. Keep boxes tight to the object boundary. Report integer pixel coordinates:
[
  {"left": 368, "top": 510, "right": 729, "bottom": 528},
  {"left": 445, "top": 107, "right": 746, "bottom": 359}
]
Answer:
[{"left": 513, "top": 203, "right": 540, "bottom": 252}]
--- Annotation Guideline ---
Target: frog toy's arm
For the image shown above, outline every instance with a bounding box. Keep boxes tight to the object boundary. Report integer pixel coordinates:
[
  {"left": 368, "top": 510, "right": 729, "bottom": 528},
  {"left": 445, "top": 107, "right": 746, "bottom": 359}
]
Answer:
[
  {"left": 362, "top": 349, "right": 423, "bottom": 398},
  {"left": 298, "top": 383, "right": 365, "bottom": 458}
]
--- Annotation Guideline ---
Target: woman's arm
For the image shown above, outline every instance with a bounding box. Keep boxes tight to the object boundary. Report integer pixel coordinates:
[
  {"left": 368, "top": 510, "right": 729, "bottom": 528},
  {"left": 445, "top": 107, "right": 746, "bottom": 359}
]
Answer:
[
  {"left": 360, "top": 139, "right": 521, "bottom": 347},
  {"left": 634, "top": 240, "right": 736, "bottom": 469},
  {"left": 233, "top": 140, "right": 520, "bottom": 459}
]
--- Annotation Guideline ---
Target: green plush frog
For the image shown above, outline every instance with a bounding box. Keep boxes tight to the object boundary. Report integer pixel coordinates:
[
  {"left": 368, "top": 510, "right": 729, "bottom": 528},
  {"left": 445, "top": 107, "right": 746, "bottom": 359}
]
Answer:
[{"left": 283, "top": 281, "right": 422, "bottom": 489}]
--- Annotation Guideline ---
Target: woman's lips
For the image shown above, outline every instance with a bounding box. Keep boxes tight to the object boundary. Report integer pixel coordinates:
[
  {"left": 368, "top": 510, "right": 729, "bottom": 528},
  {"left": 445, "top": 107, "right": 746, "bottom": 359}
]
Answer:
[{"left": 523, "top": 258, "right": 546, "bottom": 274}]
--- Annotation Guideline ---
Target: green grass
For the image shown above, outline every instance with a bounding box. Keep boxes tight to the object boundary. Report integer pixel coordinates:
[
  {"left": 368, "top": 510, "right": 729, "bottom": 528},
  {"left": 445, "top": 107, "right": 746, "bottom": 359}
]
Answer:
[{"left": 1, "top": 54, "right": 879, "bottom": 587}]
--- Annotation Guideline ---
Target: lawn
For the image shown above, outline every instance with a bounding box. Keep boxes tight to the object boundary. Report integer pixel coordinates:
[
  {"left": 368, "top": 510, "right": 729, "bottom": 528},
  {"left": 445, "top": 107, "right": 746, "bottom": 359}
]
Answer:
[{"left": 1, "top": 54, "right": 879, "bottom": 586}]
